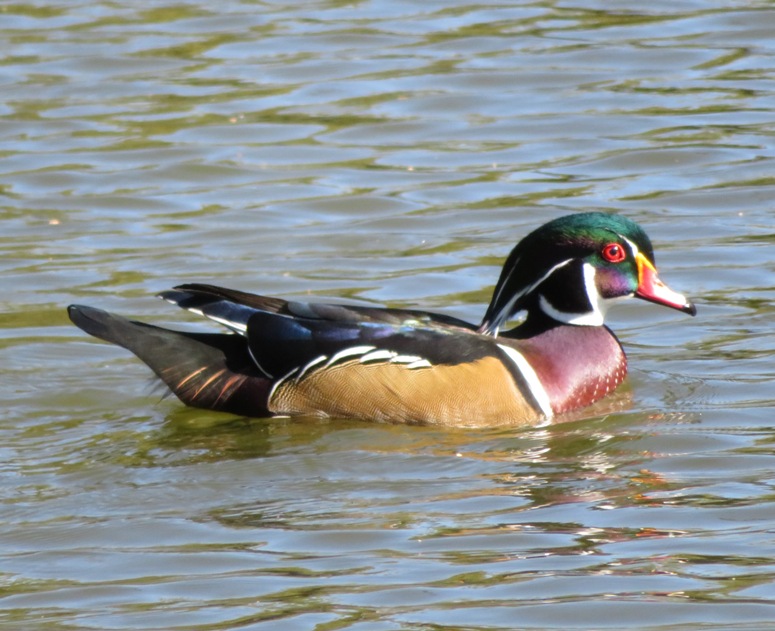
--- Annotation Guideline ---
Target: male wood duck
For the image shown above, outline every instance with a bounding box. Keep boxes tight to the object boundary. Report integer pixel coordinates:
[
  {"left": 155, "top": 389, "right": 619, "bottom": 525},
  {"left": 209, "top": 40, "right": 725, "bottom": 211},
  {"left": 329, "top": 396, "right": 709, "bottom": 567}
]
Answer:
[{"left": 68, "top": 212, "right": 696, "bottom": 427}]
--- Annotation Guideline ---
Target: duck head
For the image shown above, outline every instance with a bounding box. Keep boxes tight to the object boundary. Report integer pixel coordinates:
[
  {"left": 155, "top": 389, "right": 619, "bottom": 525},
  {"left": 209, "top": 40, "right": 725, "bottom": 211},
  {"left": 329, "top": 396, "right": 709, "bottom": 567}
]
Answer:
[{"left": 479, "top": 212, "right": 696, "bottom": 335}]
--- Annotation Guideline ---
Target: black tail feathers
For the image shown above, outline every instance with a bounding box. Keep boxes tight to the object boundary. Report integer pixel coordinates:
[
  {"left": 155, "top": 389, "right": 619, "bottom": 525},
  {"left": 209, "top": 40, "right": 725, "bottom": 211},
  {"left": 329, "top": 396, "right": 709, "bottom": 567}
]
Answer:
[{"left": 68, "top": 305, "right": 271, "bottom": 417}]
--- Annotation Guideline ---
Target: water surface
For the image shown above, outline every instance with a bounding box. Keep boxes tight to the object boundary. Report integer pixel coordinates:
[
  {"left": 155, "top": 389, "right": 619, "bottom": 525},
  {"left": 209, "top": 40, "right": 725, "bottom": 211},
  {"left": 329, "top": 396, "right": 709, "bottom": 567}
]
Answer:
[{"left": 2, "top": 1, "right": 775, "bottom": 629}]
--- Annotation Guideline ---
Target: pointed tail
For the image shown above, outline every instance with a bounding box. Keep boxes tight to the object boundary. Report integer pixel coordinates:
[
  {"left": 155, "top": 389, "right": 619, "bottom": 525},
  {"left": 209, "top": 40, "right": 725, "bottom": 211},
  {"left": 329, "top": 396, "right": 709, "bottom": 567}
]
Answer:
[{"left": 68, "top": 305, "right": 271, "bottom": 417}]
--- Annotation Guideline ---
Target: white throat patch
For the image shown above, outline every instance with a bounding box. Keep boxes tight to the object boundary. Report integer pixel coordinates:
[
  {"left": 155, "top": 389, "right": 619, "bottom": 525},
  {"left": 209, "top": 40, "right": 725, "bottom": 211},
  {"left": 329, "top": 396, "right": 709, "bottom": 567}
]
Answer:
[{"left": 539, "top": 262, "right": 608, "bottom": 326}]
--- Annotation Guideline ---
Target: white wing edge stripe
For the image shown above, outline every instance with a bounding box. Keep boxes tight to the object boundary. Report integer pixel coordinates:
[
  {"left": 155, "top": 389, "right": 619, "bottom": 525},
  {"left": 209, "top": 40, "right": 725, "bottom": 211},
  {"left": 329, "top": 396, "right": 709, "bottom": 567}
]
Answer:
[
  {"left": 496, "top": 344, "right": 554, "bottom": 420},
  {"left": 392, "top": 354, "right": 424, "bottom": 364},
  {"left": 360, "top": 349, "right": 396, "bottom": 363},
  {"left": 268, "top": 366, "right": 302, "bottom": 404},
  {"left": 272, "top": 345, "right": 435, "bottom": 396},
  {"left": 205, "top": 314, "right": 248, "bottom": 334},
  {"left": 325, "top": 345, "right": 376, "bottom": 367},
  {"left": 177, "top": 305, "right": 207, "bottom": 318},
  {"left": 295, "top": 354, "right": 327, "bottom": 381},
  {"left": 359, "top": 350, "right": 433, "bottom": 368},
  {"left": 404, "top": 359, "right": 432, "bottom": 369},
  {"left": 160, "top": 298, "right": 250, "bottom": 334},
  {"left": 248, "top": 344, "right": 274, "bottom": 379}
]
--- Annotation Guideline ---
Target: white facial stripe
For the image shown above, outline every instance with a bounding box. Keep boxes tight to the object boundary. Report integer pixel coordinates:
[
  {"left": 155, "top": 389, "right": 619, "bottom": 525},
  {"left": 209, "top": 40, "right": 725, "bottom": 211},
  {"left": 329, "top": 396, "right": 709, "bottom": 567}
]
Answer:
[
  {"left": 486, "top": 255, "right": 520, "bottom": 325},
  {"left": 620, "top": 235, "right": 640, "bottom": 259},
  {"left": 497, "top": 344, "right": 554, "bottom": 420},
  {"left": 485, "top": 258, "right": 574, "bottom": 335}
]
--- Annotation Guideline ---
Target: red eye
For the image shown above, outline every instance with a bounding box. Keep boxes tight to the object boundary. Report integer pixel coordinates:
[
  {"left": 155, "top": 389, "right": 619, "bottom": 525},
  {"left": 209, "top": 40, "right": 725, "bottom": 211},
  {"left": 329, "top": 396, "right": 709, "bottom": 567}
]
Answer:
[{"left": 601, "top": 243, "right": 626, "bottom": 263}]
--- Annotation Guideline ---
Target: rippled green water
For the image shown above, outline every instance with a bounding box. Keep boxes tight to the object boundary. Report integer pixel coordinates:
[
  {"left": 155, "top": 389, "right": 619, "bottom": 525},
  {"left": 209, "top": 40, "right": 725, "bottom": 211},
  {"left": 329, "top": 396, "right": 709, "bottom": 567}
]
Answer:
[{"left": 2, "top": 1, "right": 775, "bottom": 629}]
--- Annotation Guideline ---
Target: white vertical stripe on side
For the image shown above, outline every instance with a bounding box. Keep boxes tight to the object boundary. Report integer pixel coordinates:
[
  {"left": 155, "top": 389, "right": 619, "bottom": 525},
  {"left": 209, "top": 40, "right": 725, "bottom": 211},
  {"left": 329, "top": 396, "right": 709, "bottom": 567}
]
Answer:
[{"left": 496, "top": 344, "right": 554, "bottom": 420}]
